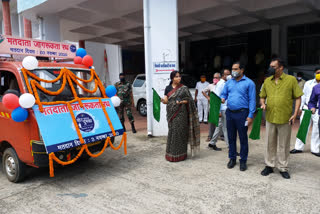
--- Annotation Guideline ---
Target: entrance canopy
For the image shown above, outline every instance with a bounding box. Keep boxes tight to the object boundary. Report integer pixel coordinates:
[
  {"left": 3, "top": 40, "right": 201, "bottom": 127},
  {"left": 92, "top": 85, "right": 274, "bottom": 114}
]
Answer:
[{"left": 19, "top": 0, "right": 320, "bottom": 48}]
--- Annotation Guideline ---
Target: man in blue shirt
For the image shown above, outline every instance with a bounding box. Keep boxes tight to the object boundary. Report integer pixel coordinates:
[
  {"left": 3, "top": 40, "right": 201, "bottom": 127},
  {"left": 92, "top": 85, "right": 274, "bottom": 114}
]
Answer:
[{"left": 221, "top": 62, "right": 256, "bottom": 171}]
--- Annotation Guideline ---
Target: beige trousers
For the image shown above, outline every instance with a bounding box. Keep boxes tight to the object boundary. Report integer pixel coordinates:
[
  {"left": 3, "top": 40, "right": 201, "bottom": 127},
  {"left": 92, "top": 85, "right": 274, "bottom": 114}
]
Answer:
[{"left": 265, "top": 121, "right": 292, "bottom": 172}]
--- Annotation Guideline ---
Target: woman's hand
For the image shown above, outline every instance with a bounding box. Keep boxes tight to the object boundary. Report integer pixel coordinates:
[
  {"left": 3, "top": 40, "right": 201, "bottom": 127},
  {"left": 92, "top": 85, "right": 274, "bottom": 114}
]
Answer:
[
  {"left": 161, "top": 96, "right": 168, "bottom": 104},
  {"left": 176, "top": 100, "right": 188, "bottom": 105}
]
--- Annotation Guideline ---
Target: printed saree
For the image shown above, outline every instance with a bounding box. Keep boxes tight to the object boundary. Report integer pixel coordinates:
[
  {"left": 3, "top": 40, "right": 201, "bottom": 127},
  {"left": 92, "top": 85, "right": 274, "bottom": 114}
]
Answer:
[{"left": 165, "top": 84, "right": 200, "bottom": 162}]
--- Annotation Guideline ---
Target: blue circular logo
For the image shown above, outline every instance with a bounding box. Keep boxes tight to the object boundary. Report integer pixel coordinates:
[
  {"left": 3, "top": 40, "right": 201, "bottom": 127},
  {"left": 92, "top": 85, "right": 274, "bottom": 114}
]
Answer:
[
  {"left": 76, "top": 113, "right": 95, "bottom": 132},
  {"left": 70, "top": 45, "right": 76, "bottom": 53}
]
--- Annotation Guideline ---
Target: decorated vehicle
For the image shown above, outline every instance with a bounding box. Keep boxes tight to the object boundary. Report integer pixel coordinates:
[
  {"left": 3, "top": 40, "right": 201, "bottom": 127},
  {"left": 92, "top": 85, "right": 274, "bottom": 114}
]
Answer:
[{"left": 0, "top": 35, "right": 126, "bottom": 183}]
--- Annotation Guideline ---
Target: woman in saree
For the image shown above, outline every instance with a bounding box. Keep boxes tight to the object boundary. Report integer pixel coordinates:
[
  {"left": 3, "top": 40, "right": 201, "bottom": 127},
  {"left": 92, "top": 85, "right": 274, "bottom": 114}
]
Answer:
[{"left": 161, "top": 70, "right": 200, "bottom": 162}]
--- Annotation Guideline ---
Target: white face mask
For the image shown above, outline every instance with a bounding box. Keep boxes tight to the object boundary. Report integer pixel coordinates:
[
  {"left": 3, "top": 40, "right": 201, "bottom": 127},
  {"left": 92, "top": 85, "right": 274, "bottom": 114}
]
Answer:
[
  {"left": 226, "top": 75, "right": 232, "bottom": 81},
  {"left": 297, "top": 77, "right": 302, "bottom": 81},
  {"left": 232, "top": 71, "right": 240, "bottom": 78}
]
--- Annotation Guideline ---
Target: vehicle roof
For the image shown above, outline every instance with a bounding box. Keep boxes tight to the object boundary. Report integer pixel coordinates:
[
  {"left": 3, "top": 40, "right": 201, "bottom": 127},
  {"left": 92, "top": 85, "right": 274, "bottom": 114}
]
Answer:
[
  {"left": 0, "top": 61, "right": 90, "bottom": 70},
  {"left": 136, "top": 73, "right": 145, "bottom": 77}
]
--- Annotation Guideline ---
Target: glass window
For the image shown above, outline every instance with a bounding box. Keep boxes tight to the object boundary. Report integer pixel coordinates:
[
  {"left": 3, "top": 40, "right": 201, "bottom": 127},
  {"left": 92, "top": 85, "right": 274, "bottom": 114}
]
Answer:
[
  {"left": 28, "top": 69, "right": 102, "bottom": 102},
  {"left": 0, "top": 70, "right": 20, "bottom": 97},
  {"left": 133, "top": 76, "right": 145, "bottom": 87}
]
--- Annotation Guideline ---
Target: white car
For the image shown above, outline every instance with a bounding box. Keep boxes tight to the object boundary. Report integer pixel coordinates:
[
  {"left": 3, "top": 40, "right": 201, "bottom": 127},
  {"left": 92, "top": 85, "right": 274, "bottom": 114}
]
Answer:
[{"left": 132, "top": 74, "right": 196, "bottom": 116}]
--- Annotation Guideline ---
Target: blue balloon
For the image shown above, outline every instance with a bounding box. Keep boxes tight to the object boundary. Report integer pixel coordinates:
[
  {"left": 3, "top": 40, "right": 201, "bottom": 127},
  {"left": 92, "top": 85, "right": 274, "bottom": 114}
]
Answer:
[
  {"left": 76, "top": 48, "right": 87, "bottom": 58},
  {"left": 105, "top": 85, "right": 117, "bottom": 97},
  {"left": 11, "top": 107, "right": 28, "bottom": 122}
]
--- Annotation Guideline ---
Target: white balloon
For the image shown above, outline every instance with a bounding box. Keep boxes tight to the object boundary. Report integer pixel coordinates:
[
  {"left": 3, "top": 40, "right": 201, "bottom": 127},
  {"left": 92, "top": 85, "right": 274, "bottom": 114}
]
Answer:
[
  {"left": 19, "top": 93, "right": 36, "bottom": 108},
  {"left": 22, "top": 56, "right": 38, "bottom": 70},
  {"left": 111, "top": 96, "right": 121, "bottom": 107}
]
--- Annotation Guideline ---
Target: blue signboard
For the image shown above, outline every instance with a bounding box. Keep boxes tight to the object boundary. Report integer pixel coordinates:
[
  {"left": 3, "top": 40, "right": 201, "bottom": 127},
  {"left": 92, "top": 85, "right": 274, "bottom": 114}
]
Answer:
[{"left": 32, "top": 98, "right": 123, "bottom": 154}]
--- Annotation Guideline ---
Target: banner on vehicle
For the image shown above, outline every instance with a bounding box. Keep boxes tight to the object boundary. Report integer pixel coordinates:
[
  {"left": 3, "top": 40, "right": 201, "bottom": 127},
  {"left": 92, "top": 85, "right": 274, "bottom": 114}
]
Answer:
[
  {"left": 32, "top": 99, "right": 123, "bottom": 153},
  {"left": 0, "top": 34, "right": 76, "bottom": 58}
]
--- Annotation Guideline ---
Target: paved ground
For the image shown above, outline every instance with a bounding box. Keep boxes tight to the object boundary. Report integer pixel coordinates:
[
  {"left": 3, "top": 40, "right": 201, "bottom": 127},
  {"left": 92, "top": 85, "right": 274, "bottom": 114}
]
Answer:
[{"left": 1, "top": 111, "right": 320, "bottom": 214}]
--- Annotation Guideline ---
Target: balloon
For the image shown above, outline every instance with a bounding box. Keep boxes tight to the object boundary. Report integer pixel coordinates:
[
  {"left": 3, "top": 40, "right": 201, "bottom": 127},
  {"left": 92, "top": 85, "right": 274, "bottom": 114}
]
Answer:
[
  {"left": 11, "top": 107, "right": 28, "bottom": 122},
  {"left": 111, "top": 96, "right": 121, "bottom": 107},
  {"left": 74, "top": 56, "right": 82, "bottom": 64},
  {"left": 2, "top": 93, "right": 20, "bottom": 109},
  {"left": 22, "top": 56, "right": 38, "bottom": 70},
  {"left": 105, "top": 85, "right": 117, "bottom": 97},
  {"left": 76, "top": 48, "right": 87, "bottom": 58},
  {"left": 19, "top": 93, "right": 36, "bottom": 109},
  {"left": 82, "top": 55, "right": 93, "bottom": 67}
]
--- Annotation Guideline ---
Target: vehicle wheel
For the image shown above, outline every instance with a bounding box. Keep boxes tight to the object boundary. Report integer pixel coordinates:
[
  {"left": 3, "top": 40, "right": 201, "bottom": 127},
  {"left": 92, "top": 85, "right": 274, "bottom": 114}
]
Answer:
[
  {"left": 138, "top": 100, "right": 147, "bottom": 116},
  {"left": 2, "top": 148, "right": 26, "bottom": 183}
]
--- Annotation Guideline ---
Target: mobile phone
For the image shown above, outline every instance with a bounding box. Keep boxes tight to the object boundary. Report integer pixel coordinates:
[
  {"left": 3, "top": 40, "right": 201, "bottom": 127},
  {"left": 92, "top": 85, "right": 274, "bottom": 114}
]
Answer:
[{"left": 245, "top": 121, "right": 248, "bottom": 126}]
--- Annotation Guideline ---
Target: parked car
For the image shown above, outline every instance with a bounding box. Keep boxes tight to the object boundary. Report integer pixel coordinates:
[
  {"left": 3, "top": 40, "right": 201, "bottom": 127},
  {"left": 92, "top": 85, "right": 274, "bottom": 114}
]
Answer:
[{"left": 132, "top": 74, "right": 196, "bottom": 116}]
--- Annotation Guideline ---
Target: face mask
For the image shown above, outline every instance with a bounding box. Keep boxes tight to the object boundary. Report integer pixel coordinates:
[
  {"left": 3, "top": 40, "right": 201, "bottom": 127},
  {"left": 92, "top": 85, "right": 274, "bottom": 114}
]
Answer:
[
  {"left": 213, "top": 79, "right": 219, "bottom": 84},
  {"left": 232, "top": 71, "right": 240, "bottom": 78},
  {"left": 200, "top": 78, "right": 206, "bottom": 82},
  {"left": 268, "top": 67, "right": 276, "bottom": 76},
  {"left": 226, "top": 75, "right": 232, "bottom": 81},
  {"left": 120, "top": 77, "right": 125, "bottom": 82},
  {"left": 297, "top": 77, "right": 302, "bottom": 81},
  {"left": 316, "top": 74, "right": 320, "bottom": 81}
]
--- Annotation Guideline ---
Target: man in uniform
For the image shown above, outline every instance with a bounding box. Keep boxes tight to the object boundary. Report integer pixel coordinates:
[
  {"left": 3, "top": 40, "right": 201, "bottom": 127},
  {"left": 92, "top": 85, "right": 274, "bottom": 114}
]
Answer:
[{"left": 115, "top": 73, "right": 137, "bottom": 133}]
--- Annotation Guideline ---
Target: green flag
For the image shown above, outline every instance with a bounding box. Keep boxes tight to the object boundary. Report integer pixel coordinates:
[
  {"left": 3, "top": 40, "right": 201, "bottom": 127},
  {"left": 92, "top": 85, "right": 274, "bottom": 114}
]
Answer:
[
  {"left": 249, "top": 108, "right": 263, "bottom": 140},
  {"left": 208, "top": 92, "right": 221, "bottom": 126},
  {"left": 152, "top": 88, "right": 161, "bottom": 122},
  {"left": 296, "top": 110, "right": 312, "bottom": 144}
]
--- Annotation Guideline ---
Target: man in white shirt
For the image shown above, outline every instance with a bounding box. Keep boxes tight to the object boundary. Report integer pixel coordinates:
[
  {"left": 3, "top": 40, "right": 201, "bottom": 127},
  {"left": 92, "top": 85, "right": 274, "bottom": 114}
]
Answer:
[
  {"left": 208, "top": 69, "right": 231, "bottom": 150},
  {"left": 195, "top": 75, "right": 210, "bottom": 123},
  {"left": 202, "top": 72, "right": 222, "bottom": 144},
  {"left": 291, "top": 68, "right": 320, "bottom": 156}
]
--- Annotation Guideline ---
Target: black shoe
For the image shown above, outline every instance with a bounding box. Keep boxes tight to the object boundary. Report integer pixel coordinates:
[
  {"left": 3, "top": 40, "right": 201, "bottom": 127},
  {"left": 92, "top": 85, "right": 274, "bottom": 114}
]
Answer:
[
  {"left": 131, "top": 122, "right": 137, "bottom": 133},
  {"left": 204, "top": 122, "right": 208, "bottom": 124},
  {"left": 208, "top": 143, "right": 214, "bottom": 148},
  {"left": 290, "top": 149, "right": 303, "bottom": 154},
  {"left": 261, "top": 166, "right": 274, "bottom": 176},
  {"left": 227, "top": 159, "right": 236, "bottom": 169},
  {"left": 311, "top": 152, "right": 320, "bottom": 157},
  {"left": 240, "top": 162, "right": 247, "bottom": 171},
  {"left": 280, "top": 171, "right": 291, "bottom": 179},
  {"left": 212, "top": 145, "right": 222, "bottom": 151}
]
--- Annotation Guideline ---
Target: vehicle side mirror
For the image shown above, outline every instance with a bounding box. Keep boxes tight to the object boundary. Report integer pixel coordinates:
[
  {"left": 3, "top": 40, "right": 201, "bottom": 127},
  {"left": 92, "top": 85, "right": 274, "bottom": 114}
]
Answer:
[{"left": 4, "top": 89, "right": 20, "bottom": 97}]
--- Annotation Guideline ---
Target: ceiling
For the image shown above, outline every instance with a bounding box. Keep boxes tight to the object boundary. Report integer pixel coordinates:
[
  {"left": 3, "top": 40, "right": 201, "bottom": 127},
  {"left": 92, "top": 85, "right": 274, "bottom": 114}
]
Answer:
[{"left": 18, "top": 0, "right": 320, "bottom": 49}]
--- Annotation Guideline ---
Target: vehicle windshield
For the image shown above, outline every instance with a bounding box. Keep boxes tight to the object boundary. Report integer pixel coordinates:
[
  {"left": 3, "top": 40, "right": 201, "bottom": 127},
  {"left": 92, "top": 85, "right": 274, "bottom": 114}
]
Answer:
[{"left": 28, "top": 68, "right": 102, "bottom": 102}]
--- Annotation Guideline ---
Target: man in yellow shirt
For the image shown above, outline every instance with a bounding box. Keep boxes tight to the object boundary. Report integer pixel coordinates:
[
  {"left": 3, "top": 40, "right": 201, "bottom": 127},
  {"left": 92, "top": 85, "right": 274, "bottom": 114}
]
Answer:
[{"left": 260, "top": 58, "right": 303, "bottom": 179}]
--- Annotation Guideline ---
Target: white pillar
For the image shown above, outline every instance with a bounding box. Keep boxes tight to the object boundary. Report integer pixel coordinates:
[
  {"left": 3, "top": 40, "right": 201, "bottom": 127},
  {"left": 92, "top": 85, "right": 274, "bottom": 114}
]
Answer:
[
  {"left": 144, "top": 0, "right": 179, "bottom": 136},
  {"left": 10, "top": 14, "right": 20, "bottom": 37},
  {"left": 18, "top": 14, "right": 23, "bottom": 37}
]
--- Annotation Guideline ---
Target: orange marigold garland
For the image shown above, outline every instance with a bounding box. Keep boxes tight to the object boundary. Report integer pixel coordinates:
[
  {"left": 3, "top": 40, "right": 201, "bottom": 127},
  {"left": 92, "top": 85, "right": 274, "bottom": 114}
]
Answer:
[{"left": 22, "top": 67, "right": 127, "bottom": 177}]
